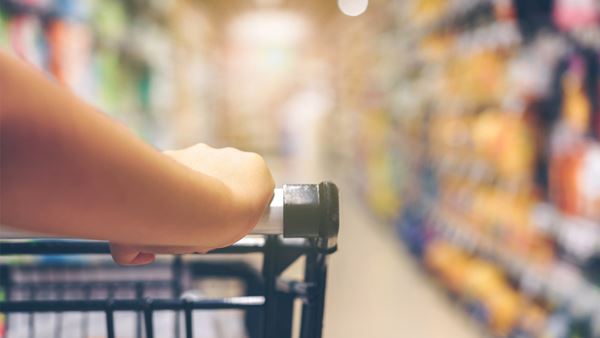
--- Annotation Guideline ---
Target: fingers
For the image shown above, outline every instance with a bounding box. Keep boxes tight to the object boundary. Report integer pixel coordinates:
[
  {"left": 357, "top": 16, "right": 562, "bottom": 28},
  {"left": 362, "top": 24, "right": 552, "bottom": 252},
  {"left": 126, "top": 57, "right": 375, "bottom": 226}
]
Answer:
[
  {"left": 109, "top": 243, "right": 155, "bottom": 266},
  {"left": 135, "top": 245, "right": 210, "bottom": 255},
  {"left": 109, "top": 243, "right": 212, "bottom": 265}
]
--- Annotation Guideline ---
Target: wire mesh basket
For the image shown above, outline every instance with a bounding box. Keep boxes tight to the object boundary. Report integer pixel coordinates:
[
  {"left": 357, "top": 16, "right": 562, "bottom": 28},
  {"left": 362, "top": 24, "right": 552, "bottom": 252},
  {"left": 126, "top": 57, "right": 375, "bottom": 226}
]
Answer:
[{"left": 0, "top": 182, "right": 339, "bottom": 338}]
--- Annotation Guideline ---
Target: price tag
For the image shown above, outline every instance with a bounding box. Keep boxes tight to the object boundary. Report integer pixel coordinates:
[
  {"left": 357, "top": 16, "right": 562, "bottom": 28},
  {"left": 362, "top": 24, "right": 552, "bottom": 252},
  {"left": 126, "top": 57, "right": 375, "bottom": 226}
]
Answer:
[
  {"left": 530, "top": 203, "right": 559, "bottom": 234},
  {"left": 559, "top": 217, "right": 599, "bottom": 261},
  {"left": 520, "top": 269, "right": 545, "bottom": 298},
  {"left": 570, "top": 287, "right": 598, "bottom": 318},
  {"left": 546, "top": 263, "right": 584, "bottom": 305}
]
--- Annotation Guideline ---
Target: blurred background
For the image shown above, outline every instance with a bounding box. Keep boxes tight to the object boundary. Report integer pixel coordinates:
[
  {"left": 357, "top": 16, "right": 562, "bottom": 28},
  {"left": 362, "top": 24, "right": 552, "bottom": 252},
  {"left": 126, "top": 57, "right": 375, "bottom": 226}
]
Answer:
[{"left": 1, "top": 0, "right": 600, "bottom": 337}]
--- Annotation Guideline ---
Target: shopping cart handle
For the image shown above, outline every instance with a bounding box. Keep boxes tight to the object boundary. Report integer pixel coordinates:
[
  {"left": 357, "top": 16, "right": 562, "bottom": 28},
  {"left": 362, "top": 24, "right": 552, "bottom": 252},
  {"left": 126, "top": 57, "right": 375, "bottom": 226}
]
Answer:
[
  {"left": 0, "top": 182, "right": 339, "bottom": 240},
  {"left": 253, "top": 182, "right": 339, "bottom": 239}
]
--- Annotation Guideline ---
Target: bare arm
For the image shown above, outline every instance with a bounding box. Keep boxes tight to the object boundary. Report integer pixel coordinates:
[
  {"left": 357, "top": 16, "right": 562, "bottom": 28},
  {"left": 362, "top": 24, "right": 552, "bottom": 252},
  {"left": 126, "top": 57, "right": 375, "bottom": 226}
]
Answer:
[{"left": 0, "top": 51, "right": 274, "bottom": 253}]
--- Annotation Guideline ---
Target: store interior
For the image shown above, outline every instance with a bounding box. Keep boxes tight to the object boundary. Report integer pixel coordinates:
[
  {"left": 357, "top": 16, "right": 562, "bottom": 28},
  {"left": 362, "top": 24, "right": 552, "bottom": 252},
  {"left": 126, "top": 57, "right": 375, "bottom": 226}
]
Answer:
[{"left": 1, "top": 0, "right": 600, "bottom": 337}]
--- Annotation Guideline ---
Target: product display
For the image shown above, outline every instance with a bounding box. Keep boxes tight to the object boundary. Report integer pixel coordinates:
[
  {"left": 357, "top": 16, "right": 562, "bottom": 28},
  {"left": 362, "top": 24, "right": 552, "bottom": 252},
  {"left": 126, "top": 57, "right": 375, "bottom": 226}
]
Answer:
[
  {"left": 0, "top": 0, "right": 217, "bottom": 148},
  {"left": 334, "top": 0, "right": 600, "bottom": 337}
]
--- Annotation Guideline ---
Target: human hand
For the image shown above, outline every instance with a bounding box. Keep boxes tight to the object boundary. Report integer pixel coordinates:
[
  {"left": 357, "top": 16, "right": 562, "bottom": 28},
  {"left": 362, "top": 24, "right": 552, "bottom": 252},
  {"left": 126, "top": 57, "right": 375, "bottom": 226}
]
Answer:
[
  {"left": 164, "top": 143, "right": 275, "bottom": 237},
  {"left": 110, "top": 143, "right": 275, "bottom": 265}
]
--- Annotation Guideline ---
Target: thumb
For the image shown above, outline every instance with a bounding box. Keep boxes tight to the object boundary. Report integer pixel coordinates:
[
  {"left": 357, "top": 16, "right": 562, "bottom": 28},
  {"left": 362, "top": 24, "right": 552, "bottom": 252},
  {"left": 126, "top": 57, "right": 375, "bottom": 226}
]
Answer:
[{"left": 109, "top": 243, "right": 155, "bottom": 266}]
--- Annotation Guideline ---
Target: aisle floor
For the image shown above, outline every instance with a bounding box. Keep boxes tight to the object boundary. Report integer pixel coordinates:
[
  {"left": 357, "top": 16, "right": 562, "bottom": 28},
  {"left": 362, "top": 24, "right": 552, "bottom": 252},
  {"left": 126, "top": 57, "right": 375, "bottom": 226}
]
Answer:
[{"left": 321, "top": 186, "right": 483, "bottom": 338}]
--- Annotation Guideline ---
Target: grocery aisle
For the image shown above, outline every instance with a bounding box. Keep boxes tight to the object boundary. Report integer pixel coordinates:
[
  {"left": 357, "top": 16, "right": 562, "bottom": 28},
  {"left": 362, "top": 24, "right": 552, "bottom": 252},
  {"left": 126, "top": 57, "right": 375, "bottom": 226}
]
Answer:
[
  {"left": 268, "top": 154, "right": 482, "bottom": 337},
  {"left": 3, "top": 0, "right": 599, "bottom": 337},
  {"left": 323, "top": 183, "right": 482, "bottom": 338}
]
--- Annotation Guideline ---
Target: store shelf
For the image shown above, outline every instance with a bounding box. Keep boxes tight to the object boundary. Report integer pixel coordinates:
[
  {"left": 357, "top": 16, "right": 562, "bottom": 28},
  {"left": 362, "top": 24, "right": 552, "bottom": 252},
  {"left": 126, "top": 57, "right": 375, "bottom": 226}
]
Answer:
[
  {"left": 417, "top": 0, "right": 494, "bottom": 37},
  {"left": 452, "top": 21, "right": 520, "bottom": 54},
  {"left": 0, "top": 0, "right": 48, "bottom": 13},
  {"left": 568, "top": 26, "right": 600, "bottom": 51},
  {"left": 532, "top": 203, "right": 600, "bottom": 263},
  {"left": 428, "top": 203, "right": 600, "bottom": 321},
  {"left": 0, "top": 0, "right": 67, "bottom": 20}
]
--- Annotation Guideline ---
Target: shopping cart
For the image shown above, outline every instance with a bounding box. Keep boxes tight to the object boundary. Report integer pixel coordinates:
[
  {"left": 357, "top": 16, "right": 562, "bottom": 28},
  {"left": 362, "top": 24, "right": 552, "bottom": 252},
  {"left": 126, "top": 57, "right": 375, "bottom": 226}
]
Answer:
[{"left": 0, "top": 182, "right": 339, "bottom": 338}]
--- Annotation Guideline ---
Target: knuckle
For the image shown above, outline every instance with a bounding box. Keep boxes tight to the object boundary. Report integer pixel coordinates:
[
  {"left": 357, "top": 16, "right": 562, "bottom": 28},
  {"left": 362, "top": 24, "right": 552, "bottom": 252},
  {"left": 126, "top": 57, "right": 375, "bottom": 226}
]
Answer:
[
  {"left": 247, "top": 152, "right": 263, "bottom": 162},
  {"left": 191, "top": 143, "right": 210, "bottom": 151},
  {"left": 221, "top": 147, "right": 239, "bottom": 154},
  {"left": 246, "top": 151, "right": 264, "bottom": 163}
]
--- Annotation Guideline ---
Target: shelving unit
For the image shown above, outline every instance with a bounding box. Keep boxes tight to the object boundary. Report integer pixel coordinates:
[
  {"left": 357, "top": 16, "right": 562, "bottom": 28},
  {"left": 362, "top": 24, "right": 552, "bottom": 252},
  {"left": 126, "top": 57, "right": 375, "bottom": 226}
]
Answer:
[
  {"left": 430, "top": 204, "right": 600, "bottom": 318},
  {"left": 335, "top": 0, "right": 600, "bottom": 336},
  {"left": 0, "top": 0, "right": 218, "bottom": 148}
]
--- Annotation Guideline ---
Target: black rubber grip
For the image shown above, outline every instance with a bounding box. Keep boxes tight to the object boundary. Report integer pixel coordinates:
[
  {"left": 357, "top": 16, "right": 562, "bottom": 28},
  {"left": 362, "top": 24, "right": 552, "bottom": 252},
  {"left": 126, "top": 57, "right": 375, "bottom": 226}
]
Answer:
[{"left": 282, "top": 182, "right": 339, "bottom": 238}]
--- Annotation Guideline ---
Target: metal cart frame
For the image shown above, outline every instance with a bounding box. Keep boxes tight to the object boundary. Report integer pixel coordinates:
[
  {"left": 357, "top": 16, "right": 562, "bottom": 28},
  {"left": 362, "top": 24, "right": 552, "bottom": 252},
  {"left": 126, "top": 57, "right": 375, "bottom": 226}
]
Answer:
[{"left": 0, "top": 182, "right": 339, "bottom": 338}]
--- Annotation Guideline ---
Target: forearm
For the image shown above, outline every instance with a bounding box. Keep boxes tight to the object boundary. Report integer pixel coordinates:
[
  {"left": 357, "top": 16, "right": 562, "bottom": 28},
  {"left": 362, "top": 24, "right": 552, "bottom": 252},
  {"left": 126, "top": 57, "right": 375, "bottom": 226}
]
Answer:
[{"left": 0, "top": 51, "right": 238, "bottom": 246}]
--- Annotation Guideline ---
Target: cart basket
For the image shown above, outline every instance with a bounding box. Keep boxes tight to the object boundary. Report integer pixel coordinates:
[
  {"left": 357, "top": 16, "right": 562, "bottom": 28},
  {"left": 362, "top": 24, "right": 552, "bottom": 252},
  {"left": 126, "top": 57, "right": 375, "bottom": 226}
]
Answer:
[{"left": 0, "top": 182, "right": 339, "bottom": 338}]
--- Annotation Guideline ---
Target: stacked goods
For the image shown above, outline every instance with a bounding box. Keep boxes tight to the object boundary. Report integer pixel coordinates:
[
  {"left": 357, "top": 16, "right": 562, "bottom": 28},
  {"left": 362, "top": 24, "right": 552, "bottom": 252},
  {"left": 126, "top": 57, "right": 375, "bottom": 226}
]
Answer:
[
  {"left": 0, "top": 0, "right": 217, "bottom": 147},
  {"left": 333, "top": 0, "right": 600, "bottom": 336}
]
